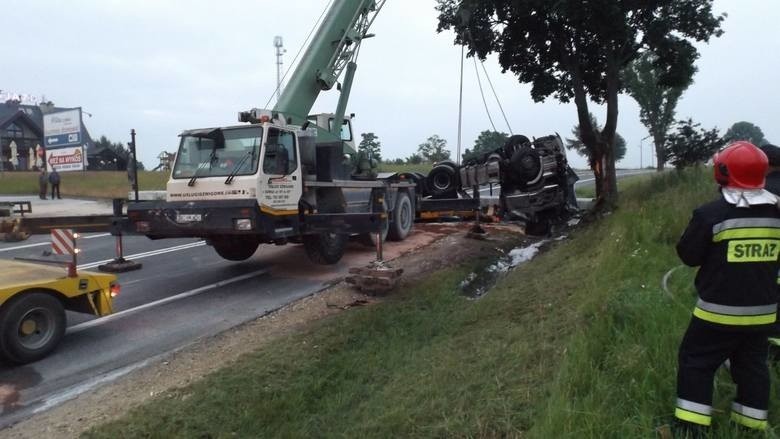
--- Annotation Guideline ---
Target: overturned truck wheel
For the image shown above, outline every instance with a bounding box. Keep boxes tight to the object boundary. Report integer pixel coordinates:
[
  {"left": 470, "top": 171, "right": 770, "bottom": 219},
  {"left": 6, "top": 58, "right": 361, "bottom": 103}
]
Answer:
[{"left": 304, "top": 232, "right": 347, "bottom": 265}]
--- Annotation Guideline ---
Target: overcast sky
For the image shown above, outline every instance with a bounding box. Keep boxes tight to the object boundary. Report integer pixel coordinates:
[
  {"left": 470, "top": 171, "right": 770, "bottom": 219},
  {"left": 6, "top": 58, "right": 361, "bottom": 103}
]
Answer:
[{"left": 3, "top": 0, "right": 778, "bottom": 169}]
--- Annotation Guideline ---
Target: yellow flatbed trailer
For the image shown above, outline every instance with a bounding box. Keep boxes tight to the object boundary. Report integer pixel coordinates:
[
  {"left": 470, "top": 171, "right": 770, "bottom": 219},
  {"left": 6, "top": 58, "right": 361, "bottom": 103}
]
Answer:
[{"left": 0, "top": 260, "right": 118, "bottom": 364}]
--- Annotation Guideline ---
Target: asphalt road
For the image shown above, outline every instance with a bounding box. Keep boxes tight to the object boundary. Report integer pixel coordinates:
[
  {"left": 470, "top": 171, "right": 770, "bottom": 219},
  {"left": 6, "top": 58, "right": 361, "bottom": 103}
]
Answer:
[{"left": 0, "top": 231, "right": 383, "bottom": 428}]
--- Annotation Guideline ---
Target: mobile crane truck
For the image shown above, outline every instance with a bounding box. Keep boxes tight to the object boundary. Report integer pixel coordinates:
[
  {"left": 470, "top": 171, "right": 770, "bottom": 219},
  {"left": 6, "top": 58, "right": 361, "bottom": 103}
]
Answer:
[{"left": 122, "top": 0, "right": 577, "bottom": 265}]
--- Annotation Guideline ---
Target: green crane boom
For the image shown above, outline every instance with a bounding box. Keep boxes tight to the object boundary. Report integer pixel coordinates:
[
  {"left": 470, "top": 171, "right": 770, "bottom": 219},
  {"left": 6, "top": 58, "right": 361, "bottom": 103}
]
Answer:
[{"left": 272, "top": 0, "right": 385, "bottom": 135}]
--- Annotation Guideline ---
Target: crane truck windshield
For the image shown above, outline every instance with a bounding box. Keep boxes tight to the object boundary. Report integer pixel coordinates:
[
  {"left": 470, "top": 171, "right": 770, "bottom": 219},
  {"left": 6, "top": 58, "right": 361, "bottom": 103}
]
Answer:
[{"left": 172, "top": 127, "right": 263, "bottom": 180}]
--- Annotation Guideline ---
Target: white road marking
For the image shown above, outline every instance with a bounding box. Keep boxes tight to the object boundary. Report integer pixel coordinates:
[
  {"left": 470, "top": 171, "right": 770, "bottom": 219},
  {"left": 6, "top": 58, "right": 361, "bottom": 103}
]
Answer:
[
  {"left": 0, "top": 232, "right": 111, "bottom": 252},
  {"left": 32, "top": 358, "right": 153, "bottom": 414},
  {"left": 66, "top": 268, "right": 269, "bottom": 334},
  {"left": 77, "top": 241, "right": 207, "bottom": 270}
]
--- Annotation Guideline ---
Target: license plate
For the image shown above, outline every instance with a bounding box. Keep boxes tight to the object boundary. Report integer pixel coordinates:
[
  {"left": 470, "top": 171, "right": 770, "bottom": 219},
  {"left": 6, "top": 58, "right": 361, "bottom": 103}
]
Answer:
[{"left": 176, "top": 213, "right": 202, "bottom": 223}]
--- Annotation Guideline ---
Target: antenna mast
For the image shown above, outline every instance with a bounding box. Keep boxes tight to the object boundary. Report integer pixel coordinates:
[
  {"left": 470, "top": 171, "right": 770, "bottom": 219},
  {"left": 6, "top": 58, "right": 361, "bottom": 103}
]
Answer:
[{"left": 273, "top": 36, "right": 286, "bottom": 102}]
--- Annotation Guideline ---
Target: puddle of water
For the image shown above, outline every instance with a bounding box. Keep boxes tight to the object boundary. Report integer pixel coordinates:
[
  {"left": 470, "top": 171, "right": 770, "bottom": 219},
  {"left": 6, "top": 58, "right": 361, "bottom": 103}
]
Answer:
[{"left": 460, "top": 237, "right": 566, "bottom": 299}]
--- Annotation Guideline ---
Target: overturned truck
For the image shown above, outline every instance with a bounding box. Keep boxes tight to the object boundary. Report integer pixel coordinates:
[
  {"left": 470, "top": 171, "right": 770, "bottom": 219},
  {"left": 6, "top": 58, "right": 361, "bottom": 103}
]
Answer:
[{"left": 409, "top": 134, "right": 579, "bottom": 232}]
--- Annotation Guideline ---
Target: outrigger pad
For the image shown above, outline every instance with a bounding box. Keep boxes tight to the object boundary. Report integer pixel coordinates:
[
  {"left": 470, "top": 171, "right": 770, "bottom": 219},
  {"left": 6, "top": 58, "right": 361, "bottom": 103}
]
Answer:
[
  {"left": 98, "top": 259, "right": 143, "bottom": 273},
  {"left": 346, "top": 262, "right": 403, "bottom": 295}
]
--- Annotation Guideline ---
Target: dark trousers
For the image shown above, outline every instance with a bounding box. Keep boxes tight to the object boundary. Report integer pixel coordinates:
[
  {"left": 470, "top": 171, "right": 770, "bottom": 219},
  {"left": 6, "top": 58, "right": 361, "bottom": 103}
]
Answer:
[
  {"left": 51, "top": 183, "right": 60, "bottom": 199},
  {"left": 39, "top": 184, "right": 47, "bottom": 199},
  {"left": 676, "top": 317, "right": 769, "bottom": 428}
]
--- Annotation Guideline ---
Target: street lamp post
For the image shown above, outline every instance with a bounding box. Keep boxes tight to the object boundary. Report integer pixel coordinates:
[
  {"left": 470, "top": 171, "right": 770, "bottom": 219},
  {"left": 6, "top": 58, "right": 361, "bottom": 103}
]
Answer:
[{"left": 639, "top": 135, "right": 652, "bottom": 170}]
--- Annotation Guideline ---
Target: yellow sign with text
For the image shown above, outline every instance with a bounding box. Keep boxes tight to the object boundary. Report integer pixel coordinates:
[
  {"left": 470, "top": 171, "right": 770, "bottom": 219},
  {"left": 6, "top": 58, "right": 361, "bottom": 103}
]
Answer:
[{"left": 727, "top": 239, "right": 780, "bottom": 263}]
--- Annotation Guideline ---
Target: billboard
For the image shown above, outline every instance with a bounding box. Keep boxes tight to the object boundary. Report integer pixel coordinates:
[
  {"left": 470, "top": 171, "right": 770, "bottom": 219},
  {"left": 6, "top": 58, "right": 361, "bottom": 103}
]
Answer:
[
  {"left": 47, "top": 146, "right": 85, "bottom": 172},
  {"left": 43, "top": 109, "right": 82, "bottom": 148}
]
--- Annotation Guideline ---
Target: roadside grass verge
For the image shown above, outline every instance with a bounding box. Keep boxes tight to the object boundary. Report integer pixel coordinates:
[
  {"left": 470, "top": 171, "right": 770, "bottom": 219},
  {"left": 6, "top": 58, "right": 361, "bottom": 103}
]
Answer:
[
  {"left": 84, "top": 166, "right": 780, "bottom": 437},
  {"left": 0, "top": 171, "right": 167, "bottom": 198}
]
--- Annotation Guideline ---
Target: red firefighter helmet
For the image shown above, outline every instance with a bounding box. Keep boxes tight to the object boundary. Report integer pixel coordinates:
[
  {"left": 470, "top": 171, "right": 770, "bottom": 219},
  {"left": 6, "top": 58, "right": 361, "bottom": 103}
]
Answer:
[{"left": 713, "top": 141, "right": 768, "bottom": 189}]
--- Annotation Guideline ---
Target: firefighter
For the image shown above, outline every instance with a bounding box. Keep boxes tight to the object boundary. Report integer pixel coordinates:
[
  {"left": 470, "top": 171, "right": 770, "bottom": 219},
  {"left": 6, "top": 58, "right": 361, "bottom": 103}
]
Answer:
[
  {"left": 760, "top": 143, "right": 780, "bottom": 352},
  {"left": 674, "top": 141, "right": 780, "bottom": 435}
]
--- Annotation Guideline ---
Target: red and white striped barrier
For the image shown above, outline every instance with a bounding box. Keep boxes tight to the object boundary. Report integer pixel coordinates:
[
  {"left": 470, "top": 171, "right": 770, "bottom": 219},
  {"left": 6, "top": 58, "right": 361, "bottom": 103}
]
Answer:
[{"left": 51, "top": 229, "right": 76, "bottom": 255}]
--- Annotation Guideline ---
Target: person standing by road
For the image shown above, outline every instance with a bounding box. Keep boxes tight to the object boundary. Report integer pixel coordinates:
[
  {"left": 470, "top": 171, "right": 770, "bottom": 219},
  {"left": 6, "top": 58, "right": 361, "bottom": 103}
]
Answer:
[
  {"left": 48, "top": 168, "right": 61, "bottom": 199},
  {"left": 674, "top": 141, "right": 780, "bottom": 435},
  {"left": 38, "top": 169, "right": 48, "bottom": 200}
]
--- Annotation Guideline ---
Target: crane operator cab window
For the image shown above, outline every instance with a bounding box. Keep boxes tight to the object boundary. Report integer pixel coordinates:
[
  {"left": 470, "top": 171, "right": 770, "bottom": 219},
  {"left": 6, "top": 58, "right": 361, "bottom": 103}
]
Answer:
[
  {"left": 172, "top": 127, "right": 262, "bottom": 179},
  {"left": 263, "top": 128, "right": 297, "bottom": 175}
]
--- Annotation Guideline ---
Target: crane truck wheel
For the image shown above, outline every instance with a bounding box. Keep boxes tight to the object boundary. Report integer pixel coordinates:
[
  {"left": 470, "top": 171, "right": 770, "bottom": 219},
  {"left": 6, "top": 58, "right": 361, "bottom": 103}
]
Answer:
[
  {"left": 388, "top": 191, "right": 413, "bottom": 241},
  {"left": 303, "top": 233, "right": 347, "bottom": 265},
  {"left": 211, "top": 236, "right": 260, "bottom": 261},
  {"left": 359, "top": 219, "right": 389, "bottom": 247},
  {"left": 0, "top": 291, "right": 66, "bottom": 364}
]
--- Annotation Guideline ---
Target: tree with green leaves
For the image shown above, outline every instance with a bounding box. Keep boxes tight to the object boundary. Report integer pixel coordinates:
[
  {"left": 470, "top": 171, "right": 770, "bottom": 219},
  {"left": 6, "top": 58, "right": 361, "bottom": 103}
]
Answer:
[
  {"left": 357, "top": 132, "right": 382, "bottom": 163},
  {"left": 418, "top": 135, "right": 451, "bottom": 163},
  {"left": 90, "top": 136, "right": 145, "bottom": 171},
  {"left": 664, "top": 119, "right": 722, "bottom": 170},
  {"left": 624, "top": 52, "right": 695, "bottom": 171},
  {"left": 724, "top": 122, "right": 768, "bottom": 146},
  {"left": 566, "top": 114, "right": 626, "bottom": 165},
  {"left": 463, "top": 130, "right": 509, "bottom": 162},
  {"left": 436, "top": 0, "right": 723, "bottom": 205}
]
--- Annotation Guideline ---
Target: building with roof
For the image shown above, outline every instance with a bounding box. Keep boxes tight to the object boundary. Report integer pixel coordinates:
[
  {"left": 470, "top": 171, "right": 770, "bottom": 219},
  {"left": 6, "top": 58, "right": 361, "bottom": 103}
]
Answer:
[{"left": 0, "top": 100, "right": 97, "bottom": 171}]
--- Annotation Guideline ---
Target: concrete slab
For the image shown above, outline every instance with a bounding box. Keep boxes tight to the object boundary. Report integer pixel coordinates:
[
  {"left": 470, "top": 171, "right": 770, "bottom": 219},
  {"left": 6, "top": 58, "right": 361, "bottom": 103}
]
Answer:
[{"left": 0, "top": 196, "right": 114, "bottom": 217}]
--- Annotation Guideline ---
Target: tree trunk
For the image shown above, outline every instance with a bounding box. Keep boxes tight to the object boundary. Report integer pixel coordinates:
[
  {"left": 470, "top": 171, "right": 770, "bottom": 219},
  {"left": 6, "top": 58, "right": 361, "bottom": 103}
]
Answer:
[
  {"left": 653, "top": 131, "right": 666, "bottom": 171},
  {"left": 598, "top": 57, "right": 621, "bottom": 206}
]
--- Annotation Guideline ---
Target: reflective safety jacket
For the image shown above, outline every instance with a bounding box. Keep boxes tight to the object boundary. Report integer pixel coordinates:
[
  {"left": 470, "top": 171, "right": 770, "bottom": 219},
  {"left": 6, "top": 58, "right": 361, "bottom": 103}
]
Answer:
[{"left": 677, "top": 196, "right": 780, "bottom": 329}]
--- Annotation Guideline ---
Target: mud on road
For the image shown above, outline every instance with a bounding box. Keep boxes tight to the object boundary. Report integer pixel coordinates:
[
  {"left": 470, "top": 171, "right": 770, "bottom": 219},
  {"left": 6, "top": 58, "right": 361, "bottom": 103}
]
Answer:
[{"left": 4, "top": 223, "right": 532, "bottom": 439}]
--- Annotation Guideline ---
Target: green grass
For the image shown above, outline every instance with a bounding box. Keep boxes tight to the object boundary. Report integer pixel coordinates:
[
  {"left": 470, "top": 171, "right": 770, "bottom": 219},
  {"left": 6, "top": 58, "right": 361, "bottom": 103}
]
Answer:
[
  {"left": 0, "top": 171, "right": 168, "bottom": 199},
  {"left": 84, "top": 167, "right": 780, "bottom": 438}
]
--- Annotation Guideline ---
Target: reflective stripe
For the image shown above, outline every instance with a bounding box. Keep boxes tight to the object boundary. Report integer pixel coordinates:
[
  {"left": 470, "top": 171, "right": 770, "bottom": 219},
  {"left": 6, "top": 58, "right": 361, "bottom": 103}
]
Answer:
[
  {"left": 696, "top": 299, "right": 776, "bottom": 316},
  {"left": 713, "top": 228, "right": 780, "bottom": 242},
  {"left": 677, "top": 398, "right": 712, "bottom": 415},
  {"left": 675, "top": 408, "right": 712, "bottom": 426},
  {"left": 693, "top": 308, "right": 776, "bottom": 326},
  {"left": 713, "top": 218, "right": 780, "bottom": 235},
  {"left": 732, "top": 402, "right": 768, "bottom": 420},
  {"left": 731, "top": 412, "right": 768, "bottom": 430}
]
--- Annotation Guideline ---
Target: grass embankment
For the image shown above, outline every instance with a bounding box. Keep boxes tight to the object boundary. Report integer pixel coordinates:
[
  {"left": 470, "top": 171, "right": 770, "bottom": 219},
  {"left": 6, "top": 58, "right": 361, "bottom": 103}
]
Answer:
[
  {"left": 0, "top": 171, "right": 167, "bottom": 198},
  {"left": 84, "top": 167, "right": 779, "bottom": 438}
]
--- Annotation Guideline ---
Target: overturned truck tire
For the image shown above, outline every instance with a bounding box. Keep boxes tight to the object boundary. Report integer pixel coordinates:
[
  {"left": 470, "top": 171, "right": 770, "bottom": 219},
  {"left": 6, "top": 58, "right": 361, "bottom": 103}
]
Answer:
[{"left": 426, "top": 161, "right": 459, "bottom": 198}]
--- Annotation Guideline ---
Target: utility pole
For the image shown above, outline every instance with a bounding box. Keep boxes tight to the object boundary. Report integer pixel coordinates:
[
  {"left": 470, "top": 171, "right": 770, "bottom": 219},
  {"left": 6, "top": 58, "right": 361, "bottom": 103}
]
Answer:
[{"left": 274, "top": 36, "right": 286, "bottom": 102}]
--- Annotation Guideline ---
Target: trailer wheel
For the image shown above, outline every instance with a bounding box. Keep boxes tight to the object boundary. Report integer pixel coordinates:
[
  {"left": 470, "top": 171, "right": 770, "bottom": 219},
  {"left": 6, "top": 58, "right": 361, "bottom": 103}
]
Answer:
[
  {"left": 0, "top": 292, "right": 65, "bottom": 364},
  {"left": 212, "top": 237, "right": 260, "bottom": 261},
  {"left": 388, "top": 191, "right": 413, "bottom": 241},
  {"left": 303, "top": 232, "right": 347, "bottom": 265}
]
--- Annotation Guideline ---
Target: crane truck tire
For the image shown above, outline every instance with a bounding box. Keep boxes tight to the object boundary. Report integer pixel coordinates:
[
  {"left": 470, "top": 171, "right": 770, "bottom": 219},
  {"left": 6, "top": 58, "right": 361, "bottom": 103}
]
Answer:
[
  {"left": 388, "top": 191, "right": 413, "bottom": 241},
  {"left": 358, "top": 220, "right": 389, "bottom": 247},
  {"left": 426, "top": 161, "right": 459, "bottom": 198},
  {"left": 303, "top": 232, "right": 347, "bottom": 265},
  {"left": 0, "top": 291, "right": 66, "bottom": 364},
  {"left": 210, "top": 236, "right": 260, "bottom": 261}
]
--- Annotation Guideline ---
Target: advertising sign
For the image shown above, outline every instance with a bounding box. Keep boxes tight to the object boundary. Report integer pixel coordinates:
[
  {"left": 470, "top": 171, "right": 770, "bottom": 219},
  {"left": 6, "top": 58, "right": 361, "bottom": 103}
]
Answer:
[
  {"left": 43, "top": 109, "right": 82, "bottom": 148},
  {"left": 47, "top": 146, "right": 85, "bottom": 172}
]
